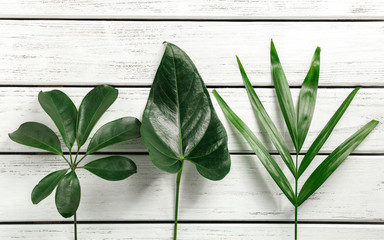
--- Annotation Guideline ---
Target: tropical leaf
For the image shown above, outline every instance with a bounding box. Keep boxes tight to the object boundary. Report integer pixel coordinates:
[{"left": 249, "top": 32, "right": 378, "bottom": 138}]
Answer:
[
  {"left": 9, "top": 122, "right": 62, "bottom": 155},
  {"left": 31, "top": 169, "right": 68, "bottom": 204},
  {"left": 140, "top": 42, "right": 230, "bottom": 180},
  {"left": 84, "top": 156, "right": 137, "bottom": 181},
  {"left": 38, "top": 90, "right": 77, "bottom": 150},
  {"left": 270, "top": 40, "right": 298, "bottom": 152},
  {"left": 237, "top": 56, "right": 296, "bottom": 177},
  {"left": 87, "top": 117, "right": 141, "bottom": 154},
  {"left": 76, "top": 85, "right": 118, "bottom": 147},
  {"left": 298, "top": 120, "right": 379, "bottom": 206},
  {"left": 213, "top": 90, "right": 295, "bottom": 205},
  {"left": 296, "top": 47, "right": 321, "bottom": 151},
  {"left": 298, "top": 87, "right": 360, "bottom": 177},
  {"left": 55, "top": 171, "right": 81, "bottom": 218}
]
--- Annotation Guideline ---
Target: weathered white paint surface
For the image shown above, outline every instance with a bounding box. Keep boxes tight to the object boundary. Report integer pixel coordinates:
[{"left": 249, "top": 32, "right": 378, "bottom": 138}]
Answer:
[
  {"left": 1, "top": 154, "right": 383, "bottom": 221},
  {"left": 1, "top": 87, "right": 382, "bottom": 153},
  {"left": 0, "top": 0, "right": 383, "bottom": 19},
  {"left": 0, "top": 21, "right": 384, "bottom": 86}
]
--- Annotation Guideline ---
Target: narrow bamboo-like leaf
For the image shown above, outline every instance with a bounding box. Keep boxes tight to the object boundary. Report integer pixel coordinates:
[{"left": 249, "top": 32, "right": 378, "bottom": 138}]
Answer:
[
  {"left": 55, "top": 171, "right": 81, "bottom": 218},
  {"left": 9, "top": 122, "right": 62, "bottom": 155},
  {"left": 213, "top": 90, "right": 295, "bottom": 205},
  {"left": 298, "top": 120, "right": 379, "bottom": 206},
  {"left": 38, "top": 90, "right": 77, "bottom": 150},
  {"left": 270, "top": 40, "right": 298, "bottom": 152},
  {"left": 298, "top": 87, "right": 360, "bottom": 177},
  {"left": 141, "top": 43, "right": 230, "bottom": 180},
  {"left": 84, "top": 156, "right": 137, "bottom": 181},
  {"left": 76, "top": 85, "right": 118, "bottom": 147},
  {"left": 296, "top": 47, "right": 321, "bottom": 152},
  {"left": 87, "top": 117, "right": 141, "bottom": 154},
  {"left": 31, "top": 169, "right": 68, "bottom": 204},
  {"left": 237, "top": 56, "right": 296, "bottom": 177}
]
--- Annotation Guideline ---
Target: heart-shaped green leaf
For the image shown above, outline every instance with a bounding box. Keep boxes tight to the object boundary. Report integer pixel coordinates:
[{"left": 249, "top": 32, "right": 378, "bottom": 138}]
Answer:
[
  {"left": 271, "top": 40, "right": 298, "bottom": 152},
  {"left": 55, "top": 171, "right": 81, "bottom": 218},
  {"left": 38, "top": 90, "right": 77, "bottom": 150},
  {"left": 31, "top": 169, "right": 68, "bottom": 204},
  {"left": 140, "top": 42, "right": 230, "bottom": 180},
  {"left": 9, "top": 122, "right": 62, "bottom": 155},
  {"left": 298, "top": 120, "right": 379, "bottom": 206},
  {"left": 213, "top": 90, "right": 295, "bottom": 205},
  {"left": 296, "top": 47, "right": 320, "bottom": 152},
  {"left": 87, "top": 117, "right": 141, "bottom": 154},
  {"left": 76, "top": 85, "right": 118, "bottom": 148},
  {"left": 84, "top": 156, "right": 137, "bottom": 181}
]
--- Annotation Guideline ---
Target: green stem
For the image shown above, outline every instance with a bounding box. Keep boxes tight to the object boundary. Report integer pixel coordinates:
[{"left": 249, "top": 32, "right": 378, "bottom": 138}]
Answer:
[
  {"left": 295, "top": 154, "right": 299, "bottom": 240},
  {"left": 75, "top": 154, "right": 88, "bottom": 167},
  {"left": 174, "top": 161, "right": 184, "bottom": 240},
  {"left": 74, "top": 212, "right": 78, "bottom": 240}
]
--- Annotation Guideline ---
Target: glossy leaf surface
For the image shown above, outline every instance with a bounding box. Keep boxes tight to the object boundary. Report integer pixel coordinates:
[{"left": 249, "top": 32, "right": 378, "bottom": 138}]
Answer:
[
  {"left": 298, "top": 120, "right": 379, "bottom": 206},
  {"left": 9, "top": 122, "right": 62, "bottom": 155},
  {"left": 213, "top": 90, "right": 295, "bottom": 204},
  {"left": 237, "top": 56, "right": 295, "bottom": 177},
  {"left": 270, "top": 40, "right": 298, "bottom": 152},
  {"left": 55, "top": 171, "right": 81, "bottom": 218},
  {"left": 296, "top": 47, "right": 320, "bottom": 152},
  {"left": 76, "top": 85, "right": 118, "bottom": 147},
  {"left": 31, "top": 169, "right": 68, "bottom": 204},
  {"left": 84, "top": 156, "right": 137, "bottom": 181},
  {"left": 87, "top": 117, "right": 141, "bottom": 154},
  {"left": 38, "top": 90, "right": 77, "bottom": 150},
  {"left": 298, "top": 87, "right": 360, "bottom": 177},
  {"left": 141, "top": 42, "right": 230, "bottom": 180}
]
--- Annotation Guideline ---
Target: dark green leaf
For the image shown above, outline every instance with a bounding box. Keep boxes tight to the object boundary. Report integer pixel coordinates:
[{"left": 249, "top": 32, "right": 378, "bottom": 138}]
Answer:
[
  {"left": 140, "top": 42, "right": 230, "bottom": 180},
  {"left": 270, "top": 40, "right": 298, "bottom": 152},
  {"left": 298, "top": 87, "right": 360, "bottom": 177},
  {"left": 55, "top": 171, "right": 81, "bottom": 218},
  {"left": 84, "top": 156, "right": 137, "bottom": 181},
  {"left": 297, "top": 47, "right": 321, "bottom": 152},
  {"left": 237, "top": 56, "right": 296, "bottom": 177},
  {"left": 38, "top": 90, "right": 77, "bottom": 150},
  {"left": 298, "top": 120, "right": 379, "bottom": 206},
  {"left": 76, "top": 85, "right": 118, "bottom": 147},
  {"left": 9, "top": 122, "right": 62, "bottom": 155},
  {"left": 87, "top": 117, "right": 141, "bottom": 154},
  {"left": 213, "top": 90, "right": 295, "bottom": 205},
  {"left": 31, "top": 169, "right": 68, "bottom": 204}
]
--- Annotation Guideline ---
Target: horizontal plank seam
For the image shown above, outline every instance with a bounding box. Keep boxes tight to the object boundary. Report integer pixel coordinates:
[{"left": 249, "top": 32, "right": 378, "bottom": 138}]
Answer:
[
  {"left": 0, "top": 220, "right": 383, "bottom": 225},
  {"left": 0, "top": 18, "right": 384, "bottom": 22}
]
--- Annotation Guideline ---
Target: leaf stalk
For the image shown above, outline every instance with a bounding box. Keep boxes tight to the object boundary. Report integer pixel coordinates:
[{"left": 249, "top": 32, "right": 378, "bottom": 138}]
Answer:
[{"left": 174, "top": 160, "right": 184, "bottom": 240}]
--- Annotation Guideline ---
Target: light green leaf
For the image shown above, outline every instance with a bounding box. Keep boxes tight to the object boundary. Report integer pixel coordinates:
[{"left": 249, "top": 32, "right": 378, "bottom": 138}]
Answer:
[
  {"left": 298, "top": 87, "right": 360, "bottom": 177},
  {"left": 9, "top": 122, "right": 62, "bottom": 155},
  {"left": 87, "top": 117, "right": 141, "bottom": 154},
  {"left": 270, "top": 40, "right": 298, "bottom": 152},
  {"left": 76, "top": 85, "right": 118, "bottom": 147},
  {"left": 84, "top": 156, "right": 137, "bottom": 181},
  {"left": 237, "top": 56, "right": 296, "bottom": 177},
  {"left": 298, "top": 120, "right": 379, "bottom": 206},
  {"left": 31, "top": 169, "right": 68, "bottom": 204},
  {"left": 213, "top": 89, "right": 295, "bottom": 205},
  {"left": 297, "top": 47, "right": 320, "bottom": 152},
  {"left": 38, "top": 90, "right": 77, "bottom": 150}
]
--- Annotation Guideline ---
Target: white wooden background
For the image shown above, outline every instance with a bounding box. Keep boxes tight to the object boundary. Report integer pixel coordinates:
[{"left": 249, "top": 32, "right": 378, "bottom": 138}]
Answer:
[{"left": 0, "top": 1, "right": 383, "bottom": 239}]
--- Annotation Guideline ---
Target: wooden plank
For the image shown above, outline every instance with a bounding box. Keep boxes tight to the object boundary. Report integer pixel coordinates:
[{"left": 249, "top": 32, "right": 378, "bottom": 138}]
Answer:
[
  {"left": 1, "top": 223, "right": 384, "bottom": 239},
  {"left": 2, "top": 87, "right": 383, "bottom": 153},
  {"left": 0, "top": 21, "right": 384, "bottom": 86},
  {"left": 0, "top": 1, "right": 383, "bottom": 19},
  {"left": 1, "top": 154, "right": 383, "bottom": 221}
]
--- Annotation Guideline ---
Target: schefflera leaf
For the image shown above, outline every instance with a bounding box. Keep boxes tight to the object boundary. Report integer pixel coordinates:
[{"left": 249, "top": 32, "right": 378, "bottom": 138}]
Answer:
[
  {"left": 140, "top": 42, "right": 231, "bottom": 180},
  {"left": 31, "top": 169, "right": 68, "bottom": 204},
  {"left": 84, "top": 156, "right": 137, "bottom": 181},
  {"left": 55, "top": 171, "right": 81, "bottom": 218}
]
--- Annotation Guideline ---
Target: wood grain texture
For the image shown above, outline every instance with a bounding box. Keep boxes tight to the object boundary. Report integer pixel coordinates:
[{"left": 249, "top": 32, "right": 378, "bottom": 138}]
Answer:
[
  {"left": 0, "top": 21, "right": 384, "bottom": 86},
  {"left": 1, "top": 154, "right": 383, "bottom": 221},
  {"left": 2, "top": 87, "right": 382, "bottom": 153},
  {"left": 0, "top": 1, "right": 383, "bottom": 19},
  {"left": 1, "top": 224, "right": 384, "bottom": 239}
]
